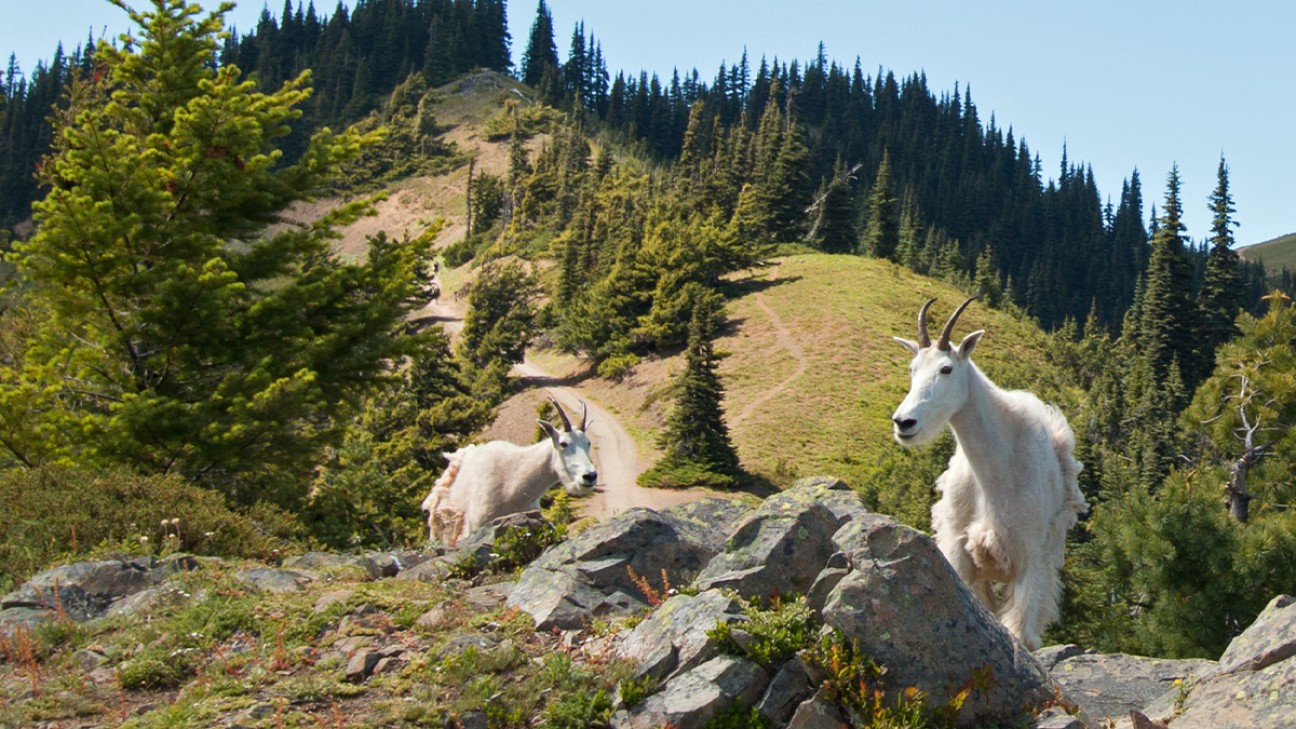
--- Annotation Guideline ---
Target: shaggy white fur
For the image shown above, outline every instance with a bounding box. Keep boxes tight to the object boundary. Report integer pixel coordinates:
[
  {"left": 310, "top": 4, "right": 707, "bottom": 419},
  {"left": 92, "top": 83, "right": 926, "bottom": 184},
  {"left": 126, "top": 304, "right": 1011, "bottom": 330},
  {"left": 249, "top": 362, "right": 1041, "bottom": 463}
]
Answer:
[
  {"left": 421, "top": 398, "right": 598, "bottom": 545},
  {"left": 892, "top": 297, "right": 1087, "bottom": 649}
]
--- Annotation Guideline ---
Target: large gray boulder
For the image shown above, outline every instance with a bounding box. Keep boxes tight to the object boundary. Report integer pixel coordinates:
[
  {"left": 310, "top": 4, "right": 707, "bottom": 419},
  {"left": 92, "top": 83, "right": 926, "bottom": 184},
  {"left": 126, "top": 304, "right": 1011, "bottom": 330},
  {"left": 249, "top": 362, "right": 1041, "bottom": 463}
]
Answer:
[
  {"left": 508, "top": 499, "right": 750, "bottom": 630},
  {"left": 694, "top": 484, "right": 845, "bottom": 600},
  {"left": 1139, "top": 594, "right": 1296, "bottom": 728},
  {"left": 1, "top": 555, "right": 199, "bottom": 626},
  {"left": 615, "top": 591, "right": 746, "bottom": 681},
  {"left": 1034, "top": 645, "right": 1213, "bottom": 722},
  {"left": 610, "top": 655, "right": 770, "bottom": 729},
  {"left": 823, "top": 514, "right": 1056, "bottom": 727}
]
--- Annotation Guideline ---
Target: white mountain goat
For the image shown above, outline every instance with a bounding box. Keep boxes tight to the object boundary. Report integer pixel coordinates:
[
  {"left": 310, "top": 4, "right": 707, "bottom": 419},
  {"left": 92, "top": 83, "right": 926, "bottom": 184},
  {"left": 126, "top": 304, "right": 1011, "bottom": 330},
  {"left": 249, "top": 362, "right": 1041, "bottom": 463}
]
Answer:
[
  {"left": 422, "top": 397, "right": 598, "bottom": 545},
  {"left": 891, "top": 296, "right": 1088, "bottom": 649}
]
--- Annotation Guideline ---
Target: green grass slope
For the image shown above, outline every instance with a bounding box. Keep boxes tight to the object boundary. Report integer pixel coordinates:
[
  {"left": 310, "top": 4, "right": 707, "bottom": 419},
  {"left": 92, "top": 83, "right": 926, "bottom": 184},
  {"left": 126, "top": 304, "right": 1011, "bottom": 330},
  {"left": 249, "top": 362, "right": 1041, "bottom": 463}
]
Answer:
[
  {"left": 718, "top": 254, "right": 1073, "bottom": 485},
  {"left": 1238, "top": 232, "right": 1296, "bottom": 273},
  {"left": 548, "top": 252, "right": 1076, "bottom": 526}
]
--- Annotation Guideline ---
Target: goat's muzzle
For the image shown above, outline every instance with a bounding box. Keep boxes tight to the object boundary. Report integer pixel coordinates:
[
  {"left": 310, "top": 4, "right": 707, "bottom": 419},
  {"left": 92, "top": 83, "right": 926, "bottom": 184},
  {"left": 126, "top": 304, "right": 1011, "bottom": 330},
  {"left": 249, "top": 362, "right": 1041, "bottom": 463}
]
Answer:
[{"left": 892, "top": 416, "right": 920, "bottom": 442}]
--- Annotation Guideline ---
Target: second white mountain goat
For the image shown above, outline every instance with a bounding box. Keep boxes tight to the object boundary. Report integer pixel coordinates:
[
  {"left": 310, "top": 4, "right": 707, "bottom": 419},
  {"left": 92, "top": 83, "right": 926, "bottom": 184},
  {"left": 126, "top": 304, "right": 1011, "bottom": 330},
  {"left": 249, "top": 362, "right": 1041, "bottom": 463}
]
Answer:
[
  {"left": 891, "top": 296, "right": 1088, "bottom": 650},
  {"left": 422, "top": 397, "right": 598, "bottom": 545}
]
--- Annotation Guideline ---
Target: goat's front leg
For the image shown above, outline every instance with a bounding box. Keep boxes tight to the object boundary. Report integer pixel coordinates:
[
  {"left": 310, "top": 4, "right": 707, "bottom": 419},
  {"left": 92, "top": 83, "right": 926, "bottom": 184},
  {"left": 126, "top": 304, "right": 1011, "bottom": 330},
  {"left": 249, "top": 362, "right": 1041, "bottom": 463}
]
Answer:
[
  {"left": 998, "top": 557, "right": 1059, "bottom": 651},
  {"left": 932, "top": 495, "right": 996, "bottom": 608}
]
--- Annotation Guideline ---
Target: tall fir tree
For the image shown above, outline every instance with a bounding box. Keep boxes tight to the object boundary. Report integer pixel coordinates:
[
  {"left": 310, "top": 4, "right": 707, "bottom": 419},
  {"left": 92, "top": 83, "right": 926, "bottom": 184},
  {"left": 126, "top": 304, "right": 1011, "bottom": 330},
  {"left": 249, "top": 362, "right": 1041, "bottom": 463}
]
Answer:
[
  {"left": 1196, "top": 155, "right": 1243, "bottom": 373},
  {"left": 1138, "top": 165, "right": 1199, "bottom": 392},
  {"left": 638, "top": 291, "right": 741, "bottom": 489},
  {"left": 809, "top": 157, "right": 858, "bottom": 253},
  {"left": 862, "top": 149, "right": 900, "bottom": 260},
  {"left": 519, "top": 0, "right": 559, "bottom": 89},
  {"left": 0, "top": 0, "right": 430, "bottom": 505}
]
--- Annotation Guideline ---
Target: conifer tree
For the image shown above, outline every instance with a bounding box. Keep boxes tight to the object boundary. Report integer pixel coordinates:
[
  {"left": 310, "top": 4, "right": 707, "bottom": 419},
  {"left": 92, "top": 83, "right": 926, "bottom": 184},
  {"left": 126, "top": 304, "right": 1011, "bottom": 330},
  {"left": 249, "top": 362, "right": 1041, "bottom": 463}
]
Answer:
[
  {"left": 0, "top": 0, "right": 428, "bottom": 506},
  {"left": 457, "top": 262, "right": 541, "bottom": 395},
  {"left": 808, "top": 157, "right": 858, "bottom": 253},
  {"left": 520, "top": 0, "right": 559, "bottom": 89},
  {"left": 862, "top": 150, "right": 900, "bottom": 260},
  {"left": 1196, "top": 155, "right": 1243, "bottom": 372},
  {"left": 1138, "top": 166, "right": 1199, "bottom": 392},
  {"left": 638, "top": 291, "right": 741, "bottom": 489}
]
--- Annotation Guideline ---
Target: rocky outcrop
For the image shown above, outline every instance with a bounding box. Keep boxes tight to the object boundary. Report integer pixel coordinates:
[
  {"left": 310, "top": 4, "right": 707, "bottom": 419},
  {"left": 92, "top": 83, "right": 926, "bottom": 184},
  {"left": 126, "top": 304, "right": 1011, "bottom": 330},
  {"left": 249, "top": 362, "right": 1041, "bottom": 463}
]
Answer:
[
  {"left": 507, "top": 498, "right": 752, "bottom": 630},
  {"left": 528, "top": 478, "right": 1061, "bottom": 728},
  {"left": 5, "top": 476, "right": 1294, "bottom": 729},
  {"left": 823, "top": 515, "right": 1056, "bottom": 726},
  {"left": 1135, "top": 594, "right": 1296, "bottom": 728},
  {"left": 0, "top": 555, "right": 200, "bottom": 632},
  {"left": 1034, "top": 645, "right": 1214, "bottom": 722}
]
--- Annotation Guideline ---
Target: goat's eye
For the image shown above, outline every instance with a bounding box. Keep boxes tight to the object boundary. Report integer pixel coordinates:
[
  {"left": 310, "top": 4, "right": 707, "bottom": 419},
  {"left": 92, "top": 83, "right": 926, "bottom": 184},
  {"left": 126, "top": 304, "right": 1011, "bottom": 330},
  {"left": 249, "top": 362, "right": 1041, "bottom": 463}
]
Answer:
[
  {"left": 560, "top": 441, "right": 570, "bottom": 448},
  {"left": 940, "top": 365, "right": 953, "bottom": 375}
]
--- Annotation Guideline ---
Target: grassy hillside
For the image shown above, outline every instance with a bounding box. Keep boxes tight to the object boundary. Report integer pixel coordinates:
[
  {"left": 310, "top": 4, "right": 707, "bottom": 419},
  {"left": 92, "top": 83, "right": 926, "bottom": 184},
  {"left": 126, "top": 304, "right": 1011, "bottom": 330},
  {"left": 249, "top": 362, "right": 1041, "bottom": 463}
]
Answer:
[
  {"left": 530, "top": 254, "right": 1074, "bottom": 525},
  {"left": 1238, "top": 232, "right": 1296, "bottom": 273},
  {"left": 283, "top": 70, "right": 1076, "bottom": 526}
]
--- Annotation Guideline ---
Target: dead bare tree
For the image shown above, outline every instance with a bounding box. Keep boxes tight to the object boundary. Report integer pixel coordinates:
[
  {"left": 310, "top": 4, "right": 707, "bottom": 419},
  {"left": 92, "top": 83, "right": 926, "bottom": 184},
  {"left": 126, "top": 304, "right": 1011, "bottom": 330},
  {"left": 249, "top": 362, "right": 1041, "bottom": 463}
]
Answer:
[{"left": 1221, "top": 371, "right": 1275, "bottom": 523}]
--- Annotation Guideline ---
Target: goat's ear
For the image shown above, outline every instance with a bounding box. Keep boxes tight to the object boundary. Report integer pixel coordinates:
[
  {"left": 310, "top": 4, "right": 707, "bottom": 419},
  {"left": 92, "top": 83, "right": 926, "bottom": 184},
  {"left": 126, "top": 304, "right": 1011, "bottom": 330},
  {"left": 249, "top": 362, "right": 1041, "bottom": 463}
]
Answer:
[
  {"left": 956, "top": 330, "right": 985, "bottom": 359},
  {"left": 537, "top": 420, "right": 561, "bottom": 444},
  {"left": 892, "top": 336, "right": 920, "bottom": 355}
]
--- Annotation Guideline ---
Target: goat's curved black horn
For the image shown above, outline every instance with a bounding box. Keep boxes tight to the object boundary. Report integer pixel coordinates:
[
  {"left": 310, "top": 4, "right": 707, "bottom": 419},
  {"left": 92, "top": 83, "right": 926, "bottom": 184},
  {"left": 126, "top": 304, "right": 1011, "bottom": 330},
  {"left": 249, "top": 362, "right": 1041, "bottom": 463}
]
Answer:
[
  {"left": 548, "top": 396, "right": 574, "bottom": 432},
  {"left": 579, "top": 400, "right": 588, "bottom": 431},
  {"left": 917, "top": 298, "right": 936, "bottom": 349},
  {"left": 937, "top": 294, "right": 981, "bottom": 351}
]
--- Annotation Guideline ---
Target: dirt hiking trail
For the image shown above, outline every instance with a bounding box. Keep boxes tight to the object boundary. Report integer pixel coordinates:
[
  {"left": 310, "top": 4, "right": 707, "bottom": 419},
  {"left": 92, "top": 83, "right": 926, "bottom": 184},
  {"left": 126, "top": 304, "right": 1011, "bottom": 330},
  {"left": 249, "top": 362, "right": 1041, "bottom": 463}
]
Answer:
[{"left": 419, "top": 284, "right": 714, "bottom": 520}]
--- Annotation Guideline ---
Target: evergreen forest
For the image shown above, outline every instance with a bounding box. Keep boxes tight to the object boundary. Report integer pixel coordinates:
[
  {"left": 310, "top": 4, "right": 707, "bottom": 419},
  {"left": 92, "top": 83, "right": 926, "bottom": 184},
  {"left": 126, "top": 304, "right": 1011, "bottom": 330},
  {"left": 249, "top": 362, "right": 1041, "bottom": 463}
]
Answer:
[{"left": 2, "top": 0, "right": 1296, "bottom": 667}]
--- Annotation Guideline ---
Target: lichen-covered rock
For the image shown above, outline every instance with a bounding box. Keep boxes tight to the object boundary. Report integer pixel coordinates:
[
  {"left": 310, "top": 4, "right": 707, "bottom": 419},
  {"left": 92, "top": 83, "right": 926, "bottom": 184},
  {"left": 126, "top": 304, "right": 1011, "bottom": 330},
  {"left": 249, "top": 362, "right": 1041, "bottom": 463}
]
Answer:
[
  {"left": 236, "top": 567, "right": 314, "bottom": 594},
  {"left": 1035, "top": 645, "right": 1212, "bottom": 721},
  {"left": 1214, "top": 594, "right": 1296, "bottom": 676},
  {"left": 1138, "top": 594, "right": 1296, "bottom": 729},
  {"left": 1, "top": 555, "right": 199, "bottom": 624},
  {"left": 694, "top": 488, "right": 840, "bottom": 599},
  {"left": 281, "top": 552, "right": 380, "bottom": 580},
  {"left": 615, "top": 590, "right": 745, "bottom": 681},
  {"left": 785, "top": 689, "right": 848, "bottom": 729},
  {"left": 757, "top": 658, "right": 815, "bottom": 726},
  {"left": 822, "top": 515, "right": 1055, "bottom": 727},
  {"left": 509, "top": 506, "right": 732, "bottom": 630},
  {"left": 786, "top": 476, "right": 872, "bottom": 525},
  {"left": 610, "top": 655, "right": 770, "bottom": 729}
]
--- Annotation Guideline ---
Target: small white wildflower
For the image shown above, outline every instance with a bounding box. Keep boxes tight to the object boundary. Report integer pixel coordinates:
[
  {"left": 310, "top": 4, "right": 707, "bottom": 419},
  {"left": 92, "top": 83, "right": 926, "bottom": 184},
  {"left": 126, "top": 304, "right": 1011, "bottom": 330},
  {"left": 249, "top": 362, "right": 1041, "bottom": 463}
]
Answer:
[
  {"left": 203, "top": 531, "right": 214, "bottom": 538},
  {"left": 161, "top": 519, "right": 169, "bottom": 528},
  {"left": 139, "top": 536, "right": 149, "bottom": 544},
  {"left": 171, "top": 517, "right": 181, "bottom": 526}
]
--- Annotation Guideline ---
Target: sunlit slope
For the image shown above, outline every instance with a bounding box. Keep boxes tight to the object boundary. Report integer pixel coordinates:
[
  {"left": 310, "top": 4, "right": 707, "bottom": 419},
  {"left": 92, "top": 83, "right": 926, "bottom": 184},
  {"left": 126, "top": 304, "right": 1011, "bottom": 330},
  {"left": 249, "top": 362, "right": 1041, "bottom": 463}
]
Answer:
[
  {"left": 717, "top": 254, "right": 1072, "bottom": 485},
  {"left": 1238, "top": 232, "right": 1296, "bottom": 274}
]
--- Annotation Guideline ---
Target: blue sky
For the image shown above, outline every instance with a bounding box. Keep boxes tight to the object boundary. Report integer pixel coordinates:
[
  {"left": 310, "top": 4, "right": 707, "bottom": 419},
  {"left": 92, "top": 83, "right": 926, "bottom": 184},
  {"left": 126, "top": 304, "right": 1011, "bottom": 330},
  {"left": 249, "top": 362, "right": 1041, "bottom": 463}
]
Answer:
[{"left": 5, "top": 1, "right": 1294, "bottom": 246}]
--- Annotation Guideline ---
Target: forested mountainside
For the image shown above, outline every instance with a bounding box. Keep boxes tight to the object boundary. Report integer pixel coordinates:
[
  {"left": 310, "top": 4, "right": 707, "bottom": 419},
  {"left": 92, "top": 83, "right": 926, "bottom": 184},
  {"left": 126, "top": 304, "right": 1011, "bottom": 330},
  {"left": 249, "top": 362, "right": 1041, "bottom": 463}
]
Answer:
[
  {"left": 1, "top": 0, "right": 1274, "bottom": 331},
  {"left": 2, "top": 0, "right": 1296, "bottom": 672}
]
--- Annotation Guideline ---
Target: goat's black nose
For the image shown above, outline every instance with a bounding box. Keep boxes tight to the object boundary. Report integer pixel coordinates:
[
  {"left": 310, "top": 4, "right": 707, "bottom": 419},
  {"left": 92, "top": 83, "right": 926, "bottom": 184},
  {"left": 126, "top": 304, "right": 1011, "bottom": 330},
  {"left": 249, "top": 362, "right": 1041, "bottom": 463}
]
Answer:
[
  {"left": 582, "top": 471, "right": 598, "bottom": 484},
  {"left": 893, "top": 417, "right": 918, "bottom": 431}
]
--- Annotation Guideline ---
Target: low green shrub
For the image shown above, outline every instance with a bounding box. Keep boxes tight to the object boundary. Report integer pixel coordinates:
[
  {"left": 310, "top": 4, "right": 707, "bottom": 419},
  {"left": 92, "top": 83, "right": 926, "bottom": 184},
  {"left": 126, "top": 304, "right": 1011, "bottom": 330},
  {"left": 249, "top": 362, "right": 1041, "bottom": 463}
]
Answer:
[
  {"left": 704, "top": 702, "right": 771, "bottom": 729},
  {"left": 0, "top": 465, "right": 292, "bottom": 591},
  {"left": 709, "top": 593, "right": 817, "bottom": 667}
]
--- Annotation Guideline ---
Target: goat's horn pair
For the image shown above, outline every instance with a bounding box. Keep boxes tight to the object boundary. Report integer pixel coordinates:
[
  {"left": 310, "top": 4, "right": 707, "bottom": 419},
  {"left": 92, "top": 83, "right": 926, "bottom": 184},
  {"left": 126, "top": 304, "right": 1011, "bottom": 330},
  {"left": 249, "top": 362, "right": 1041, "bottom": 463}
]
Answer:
[
  {"left": 936, "top": 294, "right": 982, "bottom": 351},
  {"left": 547, "top": 396, "right": 589, "bottom": 432},
  {"left": 548, "top": 396, "right": 573, "bottom": 432}
]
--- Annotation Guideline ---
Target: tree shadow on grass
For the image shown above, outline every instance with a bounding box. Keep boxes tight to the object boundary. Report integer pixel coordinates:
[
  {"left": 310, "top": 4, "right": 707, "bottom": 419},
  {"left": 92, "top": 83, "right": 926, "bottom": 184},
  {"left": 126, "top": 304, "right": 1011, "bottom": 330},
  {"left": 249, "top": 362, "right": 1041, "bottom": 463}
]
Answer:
[{"left": 720, "top": 273, "right": 803, "bottom": 300}]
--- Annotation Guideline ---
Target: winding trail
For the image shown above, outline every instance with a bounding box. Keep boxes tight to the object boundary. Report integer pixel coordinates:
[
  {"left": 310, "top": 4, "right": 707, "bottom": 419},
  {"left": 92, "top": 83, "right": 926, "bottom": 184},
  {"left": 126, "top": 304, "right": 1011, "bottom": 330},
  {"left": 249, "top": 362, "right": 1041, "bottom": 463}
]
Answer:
[
  {"left": 729, "top": 264, "right": 808, "bottom": 429},
  {"left": 419, "top": 283, "right": 709, "bottom": 520}
]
